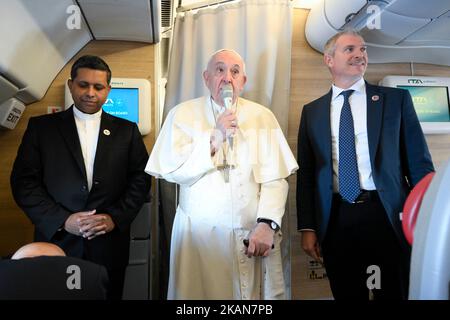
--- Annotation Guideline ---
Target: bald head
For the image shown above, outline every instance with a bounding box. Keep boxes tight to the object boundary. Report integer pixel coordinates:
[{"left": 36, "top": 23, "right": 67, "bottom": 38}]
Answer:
[{"left": 11, "top": 242, "right": 66, "bottom": 260}]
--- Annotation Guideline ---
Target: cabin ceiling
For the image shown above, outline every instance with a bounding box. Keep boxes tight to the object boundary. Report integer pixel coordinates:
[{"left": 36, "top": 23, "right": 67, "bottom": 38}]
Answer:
[
  {"left": 77, "top": 0, "right": 161, "bottom": 43},
  {"left": 0, "top": 0, "right": 166, "bottom": 108},
  {"left": 305, "top": 0, "right": 450, "bottom": 66}
]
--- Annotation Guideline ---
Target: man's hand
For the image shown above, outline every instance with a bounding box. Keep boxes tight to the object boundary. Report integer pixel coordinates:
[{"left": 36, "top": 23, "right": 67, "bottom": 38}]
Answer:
[
  {"left": 78, "top": 213, "right": 115, "bottom": 240},
  {"left": 64, "top": 210, "right": 96, "bottom": 236},
  {"left": 301, "top": 230, "right": 322, "bottom": 263},
  {"left": 210, "top": 109, "right": 238, "bottom": 155},
  {"left": 245, "top": 223, "right": 275, "bottom": 258},
  {"left": 216, "top": 109, "right": 238, "bottom": 140}
]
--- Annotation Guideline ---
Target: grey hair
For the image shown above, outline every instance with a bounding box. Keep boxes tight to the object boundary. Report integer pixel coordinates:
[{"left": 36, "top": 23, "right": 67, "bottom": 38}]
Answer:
[
  {"left": 324, "top": 29, "right": 364, "bottom": 56},
  {"left": 205, "top": 49, "right": 246, "bottom": 75}
]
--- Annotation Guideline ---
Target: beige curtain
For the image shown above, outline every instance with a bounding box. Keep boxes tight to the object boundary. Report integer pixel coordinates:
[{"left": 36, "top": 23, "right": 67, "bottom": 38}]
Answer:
[
  {"left": 164, "top": 0, "right": 292, "bottom": 134},
  {"left": 159, "top": 0, "right": 293, "bottom": 299}
]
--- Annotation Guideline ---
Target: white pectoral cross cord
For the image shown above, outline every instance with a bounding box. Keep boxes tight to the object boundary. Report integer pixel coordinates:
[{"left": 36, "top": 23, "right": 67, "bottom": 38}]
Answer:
[
  {"left": 210, "top": 96, "right": 237, "bottom": 183},
  {"left": 217, "top": 156, "right": 235, "bottom": 183}
]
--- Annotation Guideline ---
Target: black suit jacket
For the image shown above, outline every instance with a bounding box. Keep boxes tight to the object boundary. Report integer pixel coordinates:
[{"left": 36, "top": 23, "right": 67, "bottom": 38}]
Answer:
[
  {"left": 10, "top": 107, "right": 151, "bottom": 272},
  {"left": 0, "top": 256, "right": 108, "bottom": 300},
  {"left": 297, "top": 82, "right": 434, "bottom": 244}
]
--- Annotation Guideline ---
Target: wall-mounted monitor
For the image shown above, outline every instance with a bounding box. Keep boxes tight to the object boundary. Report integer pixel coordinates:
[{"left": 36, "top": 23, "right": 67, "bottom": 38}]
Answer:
[
  {"left": 65, "top": 77, "right": 151, "bottom": 135},
  {"left": 379, "top": 76, "right": 450, "bottom": 134}
]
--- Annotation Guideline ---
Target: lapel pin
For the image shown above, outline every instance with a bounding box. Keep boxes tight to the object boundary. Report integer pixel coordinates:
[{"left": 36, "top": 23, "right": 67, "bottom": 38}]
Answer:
[
  {"left": 372, "top": 95, "right": 380, "bottom": 101},
  {"left": 103, "top": 129, "right": 110, "bottom": 136}
]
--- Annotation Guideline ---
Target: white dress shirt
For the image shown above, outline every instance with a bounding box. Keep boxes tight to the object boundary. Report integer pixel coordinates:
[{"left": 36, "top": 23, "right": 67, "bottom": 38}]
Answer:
[
  {"left": 330, "top": 77, "right": 376, "bottom": 192},
  {"left": 73, "top": 106, "right": 102, "bottom": 191}
]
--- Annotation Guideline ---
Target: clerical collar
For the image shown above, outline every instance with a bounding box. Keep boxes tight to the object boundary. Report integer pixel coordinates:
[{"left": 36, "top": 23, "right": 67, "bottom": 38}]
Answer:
[
  {"left": 331, "top": 77, "right": 365, "bottom": 100},
  {"left": 73, "top": 105, "right": 103, "bottom": 120}
]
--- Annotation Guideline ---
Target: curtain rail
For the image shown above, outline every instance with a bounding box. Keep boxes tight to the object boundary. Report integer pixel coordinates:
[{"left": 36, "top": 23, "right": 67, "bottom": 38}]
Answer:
[{"left": 177, "top": 0, "right": 238, "bottom": 13}]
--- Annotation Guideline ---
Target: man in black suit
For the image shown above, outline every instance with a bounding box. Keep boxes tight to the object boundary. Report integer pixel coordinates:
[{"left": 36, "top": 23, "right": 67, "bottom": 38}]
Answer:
[
  {"left": 297, "top": 30, "right": 434, "bottom": 299},
  {"left": 10, "top": 55, "right": 151, "bottom": 299},
  {"left": 0, "top": 242, "right": 109, "bottom": 300}
]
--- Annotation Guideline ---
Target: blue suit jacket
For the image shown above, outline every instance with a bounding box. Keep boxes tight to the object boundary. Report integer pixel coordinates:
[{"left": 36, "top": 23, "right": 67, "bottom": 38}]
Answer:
[{"left": 296, "top": 82, "right": 434, "bottom": 244}]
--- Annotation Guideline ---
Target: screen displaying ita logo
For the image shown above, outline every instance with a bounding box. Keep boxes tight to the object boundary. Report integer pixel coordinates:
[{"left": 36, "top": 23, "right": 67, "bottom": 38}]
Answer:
[{"left": 102, "top": 88, "right": 139, "bottom": 123}]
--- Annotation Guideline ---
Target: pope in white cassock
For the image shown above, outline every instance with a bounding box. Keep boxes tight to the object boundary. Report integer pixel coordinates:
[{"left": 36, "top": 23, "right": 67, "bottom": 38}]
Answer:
[{"left": 145, "top": 49, "right": 298, "bottom": 299}]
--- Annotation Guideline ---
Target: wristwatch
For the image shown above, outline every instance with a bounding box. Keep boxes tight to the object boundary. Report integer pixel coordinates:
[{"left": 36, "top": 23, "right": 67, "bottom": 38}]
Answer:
[{"left": 257, "top": 218, "right": 280, "bottom": 232}]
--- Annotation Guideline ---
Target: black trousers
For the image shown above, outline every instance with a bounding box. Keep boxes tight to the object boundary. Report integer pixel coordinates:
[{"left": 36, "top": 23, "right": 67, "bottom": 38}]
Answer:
[
  {"left": 322, "top": 191, "right": 410, "bottom": 300},
  {"left": 83, "top": 233, "right": 129, "bottom": 300}
]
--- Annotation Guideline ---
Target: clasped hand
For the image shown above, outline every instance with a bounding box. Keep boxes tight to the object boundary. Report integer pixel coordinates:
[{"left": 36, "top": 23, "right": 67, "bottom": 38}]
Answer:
[{"left": 64, "top": 209, "right": 115, "bottom": 240}]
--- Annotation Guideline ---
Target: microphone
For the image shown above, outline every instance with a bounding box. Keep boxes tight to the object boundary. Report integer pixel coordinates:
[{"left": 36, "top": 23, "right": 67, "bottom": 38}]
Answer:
[
  {"left": 220, "top": 84, "right": 234, "bottom": 149},
  {"left": 221, "top": 84, "right": 233, "bottom": 109}
]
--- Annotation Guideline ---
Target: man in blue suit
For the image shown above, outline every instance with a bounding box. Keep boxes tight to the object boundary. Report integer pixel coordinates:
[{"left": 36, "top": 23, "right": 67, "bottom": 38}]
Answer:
[{"left": 296, "top": 30, "right": 434, "bottom": 300}]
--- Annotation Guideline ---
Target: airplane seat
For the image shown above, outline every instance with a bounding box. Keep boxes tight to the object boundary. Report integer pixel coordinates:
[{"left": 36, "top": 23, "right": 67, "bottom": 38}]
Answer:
[
  {"left": 122, "top": 199, "right": 152, "bottom": 300},
  {"left": 409, "top": 159, "right": 450, "bottom": 299},
  {"left": 402, "top": 172, "right": 435, "bottom": 245}
]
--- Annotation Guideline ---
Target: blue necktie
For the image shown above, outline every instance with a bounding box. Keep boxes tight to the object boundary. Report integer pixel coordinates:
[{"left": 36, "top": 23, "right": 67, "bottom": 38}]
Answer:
[{"left": 339, "top": 89, "right": 360, "bottom": 203}]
